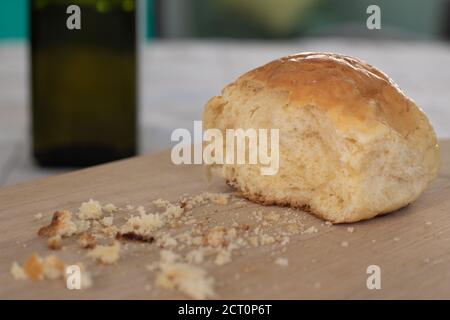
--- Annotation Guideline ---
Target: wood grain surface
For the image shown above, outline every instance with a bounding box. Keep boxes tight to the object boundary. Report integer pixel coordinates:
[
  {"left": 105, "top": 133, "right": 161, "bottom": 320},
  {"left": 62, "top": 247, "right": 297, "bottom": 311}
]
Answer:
[{"left": 0, "top": 141, "right": 449, "bottom": 300}]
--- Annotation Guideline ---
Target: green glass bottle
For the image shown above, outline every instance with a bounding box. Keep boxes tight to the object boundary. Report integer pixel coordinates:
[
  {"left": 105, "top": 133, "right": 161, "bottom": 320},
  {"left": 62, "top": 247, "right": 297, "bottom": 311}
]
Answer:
[{"left": 31, "top": 0, "right": 137, "bottom": 167}]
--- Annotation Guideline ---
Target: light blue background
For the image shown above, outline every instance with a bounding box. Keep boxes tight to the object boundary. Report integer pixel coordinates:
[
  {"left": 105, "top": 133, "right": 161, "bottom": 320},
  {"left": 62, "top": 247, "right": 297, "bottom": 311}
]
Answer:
[{"left": 0, "top": 0, "right": 155, "bottom": 40}]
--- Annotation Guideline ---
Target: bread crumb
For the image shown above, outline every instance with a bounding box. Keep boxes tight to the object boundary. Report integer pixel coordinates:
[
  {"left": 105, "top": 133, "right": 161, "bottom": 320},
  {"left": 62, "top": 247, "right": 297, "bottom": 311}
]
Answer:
[
  {"left": 393, "top": 237, "right": 400, "bottom": 242},
  {"left": 314, "top": 282, "right": 322, "bottom": 289},
  {"left": 23, "top": 254, "right": 44, "bottom": 281},
  {"left": 103, "top": 203, "right": 117, "bottom": 214},
  {"left": 203, "top": 226, "right": 227, "bottom": 247},
  {"left": 155, "top": 250, "right": 215, "bottom": 300},
  {"left": 265, "top": 212, "right": 280, "bottom": 222},
  {"left": 260, "top": 234, "right": 275, "bottom": 245},
  {"left": 34, "top": 213, "right": 43, "bottom": 220},
  {"left": 38, "top": 211, "right": 77, "bottom": 238},
  {"left": 28, "top": 192, "right": 340, "bottom": 294},
  {"left": 42, "top": 255, "right": 66, "bottom": 280},
  {"left": 158, "top": 234, "right": 178, "bottom": 248},
  {"left": 153, "top": 198, "right": 171, "bottom": 208},
  {"left": 87, "top": 242, "right": 121, "bottom": 264},
  {"left": 78, "top": 199, "right": 103, "bottom": 220},
  {"left": 164, "top": 204, "right": 184, "bottom": 219},
  {"left": 201, "top": 192, "right": 230, "bottom": 205},
  {"left": 77, "top": 233, "right": 97, "bottom": 249},
  {"left": 120, "top": 212, "right": 164, "bottom": 237},
  {"left": 214, "top": 249, "right": 232, "bottom": 266},
  {"left": 341, "top": 241, "right": 349, "bottom": 247},
  {"left": 303, "top": 226, "right": 318, "bottom": 234},
  {"left": 14, "top": 253, "right": 66, "bottom": 281},
  {"left": 74, "top": 219, "right": 91, "bottom": 234},
  {"left": 286, "top": 223, "right": 301, "bottom": 234},
  {"left": 347, "top": 227, "right": 354, "bottom": 233},
  {"left": 325, "top": 221, "right": 333, "bottom": 226},
  {"left": 10, "top": 262, "right": 27, "bottom": 280},
  {"left": 425, "top": 221, "right": 432, "bottom": 226},
  {"left": 101, "top": 216, "right": 114, "bottom": 227},
  {"left": 106, "top": 225, "right": 120, "bottom": 236},
  {"left": 275, "top": 257, "right": 289, "bottom": 267},
  {"left": 47, "top": 235, "right": 63, "bottom": 250}
]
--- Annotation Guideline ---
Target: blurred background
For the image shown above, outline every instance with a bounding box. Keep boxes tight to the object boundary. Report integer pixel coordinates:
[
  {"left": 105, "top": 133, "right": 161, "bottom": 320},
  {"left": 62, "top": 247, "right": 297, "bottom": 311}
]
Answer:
[{"left": 0, "top": 0, "right": 450, "bottom": 185}]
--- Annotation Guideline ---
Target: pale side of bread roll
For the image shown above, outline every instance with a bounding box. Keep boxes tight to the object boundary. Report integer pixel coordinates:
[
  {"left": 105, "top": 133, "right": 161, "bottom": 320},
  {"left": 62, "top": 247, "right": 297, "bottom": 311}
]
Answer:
[{"left": 203, "top": 52, "right": 440, "bottom": 223}]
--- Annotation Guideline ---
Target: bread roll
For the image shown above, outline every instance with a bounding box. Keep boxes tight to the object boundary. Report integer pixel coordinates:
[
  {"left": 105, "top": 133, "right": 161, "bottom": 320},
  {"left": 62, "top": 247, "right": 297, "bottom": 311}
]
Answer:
[{"left": 203, "top": 52, "right": 440, "bottom": 223}]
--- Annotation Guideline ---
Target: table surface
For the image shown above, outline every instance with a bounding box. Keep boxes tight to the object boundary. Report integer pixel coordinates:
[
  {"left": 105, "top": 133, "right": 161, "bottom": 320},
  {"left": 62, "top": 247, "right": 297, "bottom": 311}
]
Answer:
[
  {"left": 1, "top": 39, "right": 450, "bottom": 186},
  {"left": 1, "top": 140, "right": 449, "bottom": 299}
]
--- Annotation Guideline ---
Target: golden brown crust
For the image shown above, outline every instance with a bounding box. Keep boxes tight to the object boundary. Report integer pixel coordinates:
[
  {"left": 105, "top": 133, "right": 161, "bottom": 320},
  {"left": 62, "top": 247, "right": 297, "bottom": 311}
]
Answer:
[
  {"left": 38, "top": 211, "right": 66, "bottom": 237},
  {"left": 230, "top": 52, "right": 419, "bottom": 138},
  {"left": 23, "top": 254, "right": 44, "bottom": 281}
]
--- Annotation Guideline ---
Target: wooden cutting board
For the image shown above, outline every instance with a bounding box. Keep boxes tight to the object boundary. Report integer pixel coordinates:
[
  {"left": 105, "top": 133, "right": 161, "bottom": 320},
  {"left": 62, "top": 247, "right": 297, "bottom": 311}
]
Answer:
[{"left": 1, "top": 141, "right": 449, "bottom": 300}]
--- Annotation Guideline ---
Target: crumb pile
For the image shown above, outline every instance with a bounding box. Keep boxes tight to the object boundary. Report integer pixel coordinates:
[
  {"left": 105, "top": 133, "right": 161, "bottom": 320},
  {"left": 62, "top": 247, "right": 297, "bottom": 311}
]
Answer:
[
  {"left": 11, "top": 253, "right": 92, "bottom": 289},
  {"left": 11, "top": 193, "right": 332, "bottom": 299}
]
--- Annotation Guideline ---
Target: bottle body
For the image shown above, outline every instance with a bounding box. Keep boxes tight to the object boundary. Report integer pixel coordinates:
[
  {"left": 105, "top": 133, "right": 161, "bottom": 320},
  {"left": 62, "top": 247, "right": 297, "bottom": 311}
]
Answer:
[{"left": 31, "top": 0, "right": 137, "bottom": 167}]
